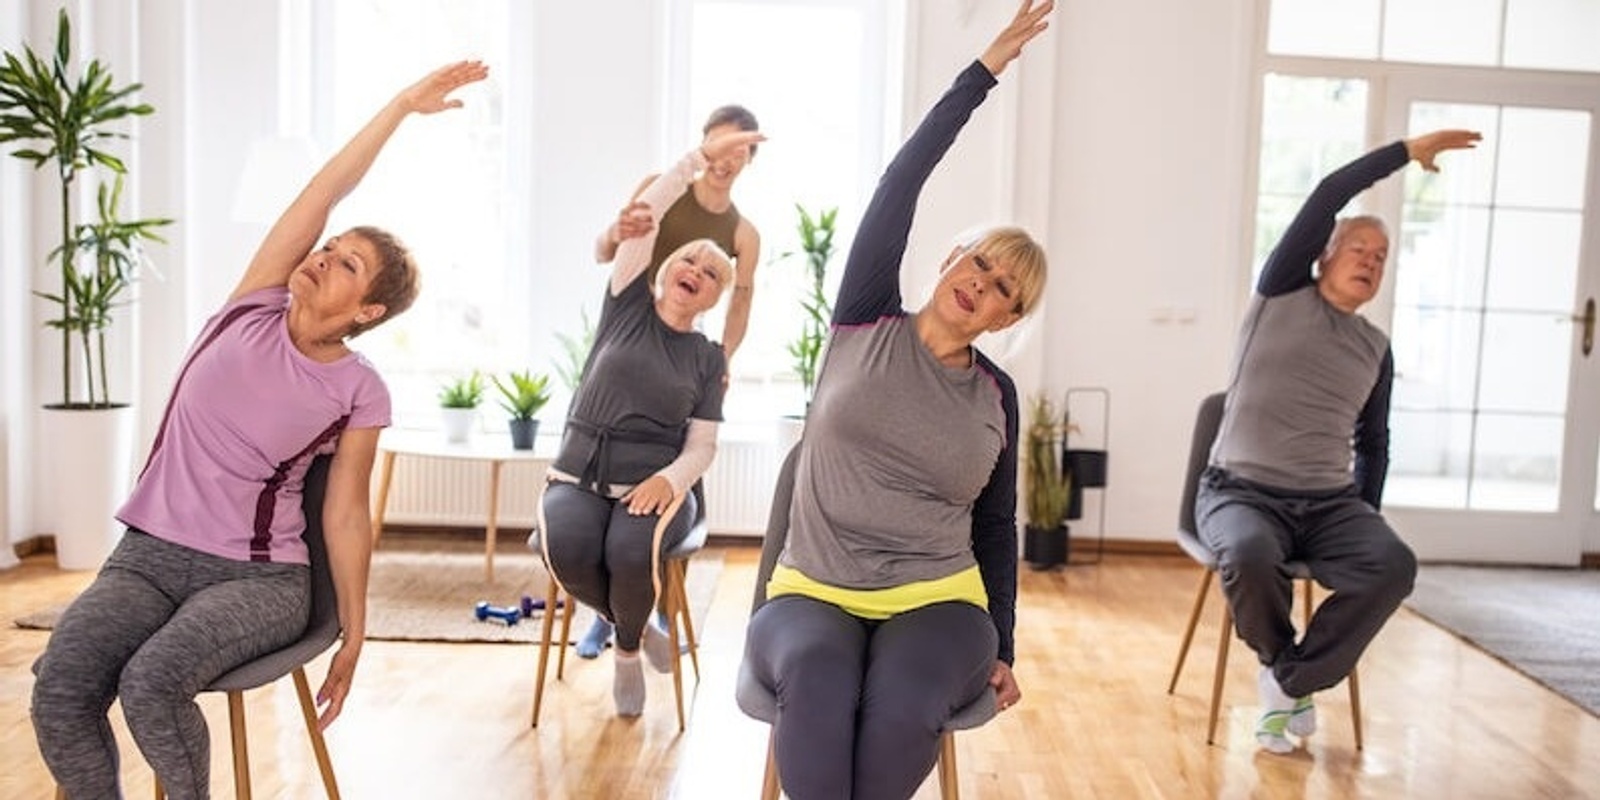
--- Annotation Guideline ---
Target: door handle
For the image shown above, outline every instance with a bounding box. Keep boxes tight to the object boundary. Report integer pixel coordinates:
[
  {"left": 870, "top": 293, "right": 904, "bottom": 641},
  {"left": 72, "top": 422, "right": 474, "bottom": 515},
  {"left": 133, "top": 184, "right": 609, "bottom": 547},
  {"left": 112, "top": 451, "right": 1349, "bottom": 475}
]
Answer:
[{"left": 1572, "top": 297, "right": 1595, "bottom": 357}]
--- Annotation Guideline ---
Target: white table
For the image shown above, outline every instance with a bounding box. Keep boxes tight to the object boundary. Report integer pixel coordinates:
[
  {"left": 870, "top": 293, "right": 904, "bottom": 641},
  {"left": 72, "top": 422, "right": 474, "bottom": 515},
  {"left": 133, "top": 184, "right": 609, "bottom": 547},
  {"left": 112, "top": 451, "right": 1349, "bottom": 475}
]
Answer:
[{"left": 371, "top": 429, "right": 555, "bottom": 582}]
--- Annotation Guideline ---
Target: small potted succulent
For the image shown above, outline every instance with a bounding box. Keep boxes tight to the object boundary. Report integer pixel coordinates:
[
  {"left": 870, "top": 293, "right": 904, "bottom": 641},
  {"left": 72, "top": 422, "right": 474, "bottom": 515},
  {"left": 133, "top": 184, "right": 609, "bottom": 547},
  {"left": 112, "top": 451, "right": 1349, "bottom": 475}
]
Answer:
[
  {"left": 437, "top": 371, "right": 486, "bottom": 444},
  {"left": 492, "top": 370, "right": 552, "bottom": 450}
]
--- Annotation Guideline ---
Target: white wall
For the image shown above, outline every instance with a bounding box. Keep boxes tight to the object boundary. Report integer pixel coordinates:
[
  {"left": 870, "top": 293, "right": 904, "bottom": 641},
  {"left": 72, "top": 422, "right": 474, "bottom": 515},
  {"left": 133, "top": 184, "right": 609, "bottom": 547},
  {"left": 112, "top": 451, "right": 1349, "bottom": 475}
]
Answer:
[{"left": 1, "top": 0, "right": 1262, "bottom": 551}]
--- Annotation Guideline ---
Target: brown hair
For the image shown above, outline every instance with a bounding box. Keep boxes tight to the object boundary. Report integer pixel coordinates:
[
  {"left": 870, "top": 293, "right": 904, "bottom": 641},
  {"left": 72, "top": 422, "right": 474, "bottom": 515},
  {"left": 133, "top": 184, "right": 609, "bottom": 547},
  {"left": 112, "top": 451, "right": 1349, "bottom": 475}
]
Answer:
[
  {"left": 346, "top": 225, "right": 420, "bottom": 338},
  {"left": 704, "top": 104, "right": 760, "bottom": 157}
]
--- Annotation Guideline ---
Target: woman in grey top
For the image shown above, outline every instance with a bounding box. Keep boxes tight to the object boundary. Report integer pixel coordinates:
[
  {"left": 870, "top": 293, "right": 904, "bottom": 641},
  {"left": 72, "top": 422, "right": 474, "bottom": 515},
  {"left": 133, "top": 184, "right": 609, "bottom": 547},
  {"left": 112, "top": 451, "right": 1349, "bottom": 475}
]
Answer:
[
  {"left": 540, "top": 128, "right": 762, "bottom": 717},
  {"left": 742, "top": 3, "right": 1051, "bottom": 797}
]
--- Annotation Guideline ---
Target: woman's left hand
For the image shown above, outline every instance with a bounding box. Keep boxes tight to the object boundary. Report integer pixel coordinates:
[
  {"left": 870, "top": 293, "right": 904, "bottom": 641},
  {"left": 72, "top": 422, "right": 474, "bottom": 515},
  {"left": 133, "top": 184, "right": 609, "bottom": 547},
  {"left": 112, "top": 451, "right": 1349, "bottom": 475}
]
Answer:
[
  {"left": 990, "top": 661, "right": 1022, "bottom": 712},
  {"left": 622, "top": 476, "right": 676, "bottom": 516},
  {"left": 315, "top": 640, "right": 363, "bottom": 730}
]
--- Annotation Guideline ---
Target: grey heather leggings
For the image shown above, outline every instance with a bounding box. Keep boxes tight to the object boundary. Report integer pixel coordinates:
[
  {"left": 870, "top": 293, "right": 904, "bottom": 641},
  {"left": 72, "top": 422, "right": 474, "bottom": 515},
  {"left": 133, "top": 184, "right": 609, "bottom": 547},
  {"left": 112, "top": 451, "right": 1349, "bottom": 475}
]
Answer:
[
  {"left": 32, "top": 529, "right": 310, "bottom": 800},
  {"left": 744, "top": 595, "right": 997, "bottom": 800},
  {"left": 540, "top": 481, "right": 695, "bottom": 652}
]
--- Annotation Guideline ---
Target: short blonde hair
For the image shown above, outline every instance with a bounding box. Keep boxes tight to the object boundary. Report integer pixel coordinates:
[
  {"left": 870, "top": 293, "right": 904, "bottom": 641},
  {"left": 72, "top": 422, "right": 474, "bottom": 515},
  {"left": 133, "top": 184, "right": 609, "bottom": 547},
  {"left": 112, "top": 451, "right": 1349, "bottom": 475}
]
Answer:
[
  {"left": 964, "top": 226, "right": 1048, "bottom": 317},
  {"left": 654, "top": 238, "right": 735, "bottom": 299}
]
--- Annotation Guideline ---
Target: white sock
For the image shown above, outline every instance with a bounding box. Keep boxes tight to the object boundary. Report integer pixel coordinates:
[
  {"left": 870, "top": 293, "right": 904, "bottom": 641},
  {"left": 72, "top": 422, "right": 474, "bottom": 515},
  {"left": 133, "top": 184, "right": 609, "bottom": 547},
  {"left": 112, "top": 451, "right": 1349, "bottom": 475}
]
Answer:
[
  {"left": 641, "top": 618, "right": 675, "bottom": 674},
  {"left": 1256, "top": 667, "right": 1296, "bottom": 754},
  {"left": 613, "top": 651, "right": 645, "bottom": 717}
]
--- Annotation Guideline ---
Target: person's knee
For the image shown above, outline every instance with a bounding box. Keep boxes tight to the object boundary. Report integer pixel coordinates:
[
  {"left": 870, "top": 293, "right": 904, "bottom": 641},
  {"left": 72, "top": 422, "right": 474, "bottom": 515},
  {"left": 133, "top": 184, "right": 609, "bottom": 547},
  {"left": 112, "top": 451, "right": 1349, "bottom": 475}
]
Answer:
[
  {"left": 1213, "top": 526, "right": 1284, "bottom": 580},
  {"left": 1374, "top": 535, "right": 1418, "bottom": 596}
]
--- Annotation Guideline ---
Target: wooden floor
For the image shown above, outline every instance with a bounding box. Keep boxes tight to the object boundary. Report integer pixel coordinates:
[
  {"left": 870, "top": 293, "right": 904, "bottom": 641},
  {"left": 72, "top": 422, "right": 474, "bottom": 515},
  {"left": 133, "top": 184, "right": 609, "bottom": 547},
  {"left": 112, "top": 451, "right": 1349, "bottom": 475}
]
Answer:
[{"left": 4, "top": 542, "right": 1598, "bottom": 799}]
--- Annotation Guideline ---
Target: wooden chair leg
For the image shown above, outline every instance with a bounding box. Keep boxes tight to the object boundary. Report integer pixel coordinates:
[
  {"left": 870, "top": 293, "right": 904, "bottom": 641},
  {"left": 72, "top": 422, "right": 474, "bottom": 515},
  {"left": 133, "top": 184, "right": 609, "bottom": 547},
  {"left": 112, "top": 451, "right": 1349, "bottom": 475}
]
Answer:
[
  {"left": 293, "top": 667, "right": 342, "bottom": 799},
  {"left": 555, "top": 586, "right": 575, "bottom": 681},
  {"left": 227, "top": 690, "right": 252, "bottom": 800},
  {"left": 154, "top": 777, "right": 163, "bottom": 800},
  {"left": 760, "top": 728, "right": 782, "bottom": 800},
  {"left": 673, "top": 560, "right": 701, "bottom": 681},
  {"left": 1348, "top": 665, "right": 1364, "bottom": 750},
  {"left": 1168, "top": 568, "right": 1214, "bottom": 694},
  {"left": 937, "top": 731, "right": 960, "bottom": 800},
  {"left": 531, "top": 577, "right": 561, "bottom": 728},
  {"left": 1207, "top": 602, "right": 1233, "bottom": 746},
  {"left": 666, "top": 569, "right": 688, "bottom": 732},
  {"left": 1301, "top": 578, "right": 1314, "bottom": 629}
]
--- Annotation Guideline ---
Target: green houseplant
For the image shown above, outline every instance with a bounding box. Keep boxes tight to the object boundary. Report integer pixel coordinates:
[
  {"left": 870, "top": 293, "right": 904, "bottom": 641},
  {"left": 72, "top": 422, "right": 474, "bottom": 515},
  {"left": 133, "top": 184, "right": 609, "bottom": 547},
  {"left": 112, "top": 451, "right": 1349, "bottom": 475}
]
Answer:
[
  {"left": 782, "top": 204, "right": 837, "bottom": 412},
  {"left": 1023, "top": 393, "right": 1072, "bottom": 569},
  {"left": 492, "top": 370, "right": 552, "bottom": 450},
  {"left": 438, "top": 372, "right": 486, "bottom": 444},
  {"left": 1, "top": 9, "right": 170, "bottom": 570},
  {"left": 0, "top": 8, "right": 167, "bottom": 409}
]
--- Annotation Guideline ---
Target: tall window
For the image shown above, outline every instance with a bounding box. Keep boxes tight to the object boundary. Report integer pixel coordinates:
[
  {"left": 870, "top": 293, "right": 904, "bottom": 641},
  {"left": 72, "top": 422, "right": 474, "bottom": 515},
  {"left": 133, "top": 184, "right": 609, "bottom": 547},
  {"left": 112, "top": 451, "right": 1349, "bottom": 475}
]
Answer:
[
  {"left": 311, "top": 0, "right": 514, "bottom": 428},
  {"left": 302, "top": 1, "right": 899, "bottom": 427},
  {"left": 1253, "top": 0, "right": 1600, "bottom": 511},
  {"left": 668, "top": 0, "right": 899, "bottom": 420}
]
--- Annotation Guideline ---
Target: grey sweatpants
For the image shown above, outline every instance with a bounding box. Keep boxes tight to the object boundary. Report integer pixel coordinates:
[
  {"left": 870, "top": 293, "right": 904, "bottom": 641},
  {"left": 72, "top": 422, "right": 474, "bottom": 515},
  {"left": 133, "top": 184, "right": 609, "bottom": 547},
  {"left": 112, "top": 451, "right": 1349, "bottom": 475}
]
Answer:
[
  {"left": 1195, "top": 467, "right": 1417, "bottom": 697},
  {"left": 744, "top": 595, "right": 997, "bottom": 800},
  {"left": 540, "top": 481, "right": 694, "bottom": 652},
  {"left": 32, "top": 529, "right": 310, "bottom": 800}
]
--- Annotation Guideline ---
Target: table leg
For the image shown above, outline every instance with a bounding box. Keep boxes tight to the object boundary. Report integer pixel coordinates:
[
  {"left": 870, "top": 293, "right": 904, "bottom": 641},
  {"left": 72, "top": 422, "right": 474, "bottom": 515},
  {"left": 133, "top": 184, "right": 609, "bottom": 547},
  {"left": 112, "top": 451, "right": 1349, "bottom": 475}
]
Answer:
[
  {"left": 372, "top": 450, "right": 396, "bottom": 545},
  {"left": 486, "top": 460, "right": 503, "bottom": 583}
]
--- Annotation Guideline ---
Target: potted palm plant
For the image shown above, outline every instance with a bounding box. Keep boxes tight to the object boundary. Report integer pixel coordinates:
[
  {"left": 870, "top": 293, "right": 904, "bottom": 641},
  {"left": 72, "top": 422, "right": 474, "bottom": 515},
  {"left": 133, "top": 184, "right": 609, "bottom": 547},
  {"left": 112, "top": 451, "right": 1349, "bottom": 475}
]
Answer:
[
  {"left": 1, "top": 9, "right": 170, "bottom": 569},
  {"left": 1022, "top": 393, "right": 1072, "bottom": 569},
  {"left": 438, "top": 372, "right": 486, "bottom": 444},
  {"left": 492, "top": 370, "right": 552, "bottom": 450},
  {"left": 783, "top": 204, "right": 837, "bottom": 415}
]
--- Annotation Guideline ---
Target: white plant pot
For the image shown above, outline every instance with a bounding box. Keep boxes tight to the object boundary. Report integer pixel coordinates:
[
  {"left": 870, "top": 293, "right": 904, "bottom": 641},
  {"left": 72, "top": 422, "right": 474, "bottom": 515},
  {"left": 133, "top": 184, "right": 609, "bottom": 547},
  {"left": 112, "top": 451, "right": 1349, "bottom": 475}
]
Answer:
[
  {"left": 440, "top": 407, "right": 477, "bottom": 444},
  {"left": 43, "top": 405, "right": 137, "bottom": 570}
]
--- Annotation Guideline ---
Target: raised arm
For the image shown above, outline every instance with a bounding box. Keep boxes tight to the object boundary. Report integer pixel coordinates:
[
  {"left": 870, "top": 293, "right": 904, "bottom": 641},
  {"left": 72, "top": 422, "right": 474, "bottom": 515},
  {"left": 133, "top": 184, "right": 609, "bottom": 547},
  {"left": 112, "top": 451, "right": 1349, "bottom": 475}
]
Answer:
[
  {"left": 609, "top": 130, "right": 765, "bottom": 295},
  {"left": 832, "top": 0, "right": 1051, "bottom": 326},
  {"left": 1257, "top": 128, "right": 1480, "bottom": 297},
  {"left": 232, "top": 60, "right": 489, "bottom": 301}
]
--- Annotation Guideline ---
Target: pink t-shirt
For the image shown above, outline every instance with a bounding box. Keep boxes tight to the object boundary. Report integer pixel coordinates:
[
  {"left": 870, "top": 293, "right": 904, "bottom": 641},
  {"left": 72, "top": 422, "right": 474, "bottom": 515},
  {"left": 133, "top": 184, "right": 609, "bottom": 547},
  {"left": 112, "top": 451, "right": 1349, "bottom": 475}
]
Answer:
[{"left": 117, "top": 287, "right": 391, "bottom": 564}]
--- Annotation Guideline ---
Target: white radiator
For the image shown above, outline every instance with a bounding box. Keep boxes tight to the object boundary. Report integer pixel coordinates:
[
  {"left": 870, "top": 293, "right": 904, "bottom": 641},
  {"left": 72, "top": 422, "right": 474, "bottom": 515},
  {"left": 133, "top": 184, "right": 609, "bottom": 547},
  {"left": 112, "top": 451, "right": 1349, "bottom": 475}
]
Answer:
[{"left": 374, "top": 430, "right": 791, "bottom": 537}]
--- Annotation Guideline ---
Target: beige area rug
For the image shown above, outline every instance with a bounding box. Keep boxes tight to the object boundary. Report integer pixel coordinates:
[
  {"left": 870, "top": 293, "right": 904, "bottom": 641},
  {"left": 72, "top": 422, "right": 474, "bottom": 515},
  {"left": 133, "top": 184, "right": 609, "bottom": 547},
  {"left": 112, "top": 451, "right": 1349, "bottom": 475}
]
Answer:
[{"left": 13, "top": 539, "right": 725, "bottom": 646}]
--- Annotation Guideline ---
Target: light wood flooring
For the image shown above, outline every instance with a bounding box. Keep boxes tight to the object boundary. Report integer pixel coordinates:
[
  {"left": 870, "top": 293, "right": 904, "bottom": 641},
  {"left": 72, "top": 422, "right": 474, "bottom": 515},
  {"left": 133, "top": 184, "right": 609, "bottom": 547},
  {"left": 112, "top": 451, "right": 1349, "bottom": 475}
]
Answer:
[{"left": 3, "top": 542, "right": 1598, "bottom": 799}]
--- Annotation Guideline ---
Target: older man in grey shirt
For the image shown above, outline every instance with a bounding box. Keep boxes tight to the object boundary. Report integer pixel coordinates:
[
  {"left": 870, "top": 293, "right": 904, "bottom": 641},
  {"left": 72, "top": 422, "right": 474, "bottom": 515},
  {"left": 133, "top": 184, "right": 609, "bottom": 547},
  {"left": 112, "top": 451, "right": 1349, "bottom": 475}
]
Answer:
[{"left": 1199, "top": 129, "right": 1480, "bottom": 754}]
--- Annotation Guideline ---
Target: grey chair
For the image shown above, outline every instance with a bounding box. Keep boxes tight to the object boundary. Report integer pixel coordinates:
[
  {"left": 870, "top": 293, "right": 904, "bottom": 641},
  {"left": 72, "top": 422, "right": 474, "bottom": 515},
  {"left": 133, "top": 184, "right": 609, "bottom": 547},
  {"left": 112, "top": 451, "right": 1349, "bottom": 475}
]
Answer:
[
  {"left": 527, "top": 481, "right": 707, "bottom": 732},
  {"left": 1166, "top": 391, "right": 1364, "bottom": 749},
  {"left": 735, "top": 444, "right": 998, "bottom": 800}
]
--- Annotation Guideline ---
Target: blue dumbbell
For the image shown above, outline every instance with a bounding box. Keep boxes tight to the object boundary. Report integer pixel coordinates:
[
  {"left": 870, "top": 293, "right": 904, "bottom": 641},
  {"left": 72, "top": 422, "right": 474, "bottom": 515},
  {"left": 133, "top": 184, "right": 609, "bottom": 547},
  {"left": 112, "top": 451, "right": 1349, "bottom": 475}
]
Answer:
[
  {"left": 474, "top": 600, "right": 522, "bottom": 626},
  {"left": 520, "top": 594, "right": 567, "bottom": 618}
]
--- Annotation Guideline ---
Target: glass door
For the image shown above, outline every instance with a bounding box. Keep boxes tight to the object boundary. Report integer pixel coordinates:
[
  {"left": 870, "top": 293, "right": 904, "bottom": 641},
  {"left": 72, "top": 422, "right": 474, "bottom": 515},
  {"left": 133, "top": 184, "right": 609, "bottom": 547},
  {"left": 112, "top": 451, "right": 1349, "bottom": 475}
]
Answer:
[{"left": 1380, "top": 77, "right": 1599, "bottom": 565}]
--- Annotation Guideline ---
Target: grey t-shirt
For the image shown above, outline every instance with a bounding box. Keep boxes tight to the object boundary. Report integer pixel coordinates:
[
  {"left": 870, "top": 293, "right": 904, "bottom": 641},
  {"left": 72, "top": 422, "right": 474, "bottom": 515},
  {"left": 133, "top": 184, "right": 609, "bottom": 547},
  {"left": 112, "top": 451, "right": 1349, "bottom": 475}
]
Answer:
[
  {"left": 781, "top": 314, "right": 1008, "bottom": 588},
  {"left": 554, "top": 275, "right": 725, "bottom": 491},
  {"left": 1211, "top": 285, "right": 1389, "bottom": 491}
]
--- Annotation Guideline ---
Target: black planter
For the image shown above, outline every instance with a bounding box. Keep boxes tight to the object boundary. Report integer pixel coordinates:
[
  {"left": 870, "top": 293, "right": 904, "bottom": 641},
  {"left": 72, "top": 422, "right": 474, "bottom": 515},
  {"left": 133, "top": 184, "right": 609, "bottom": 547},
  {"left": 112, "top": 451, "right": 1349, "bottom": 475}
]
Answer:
[
  {"left": 509, "top": 418, "right": 540, "bottom": 450},
  {"left": 1023, "top": 523, "right": 1070, "bottom": 569}
]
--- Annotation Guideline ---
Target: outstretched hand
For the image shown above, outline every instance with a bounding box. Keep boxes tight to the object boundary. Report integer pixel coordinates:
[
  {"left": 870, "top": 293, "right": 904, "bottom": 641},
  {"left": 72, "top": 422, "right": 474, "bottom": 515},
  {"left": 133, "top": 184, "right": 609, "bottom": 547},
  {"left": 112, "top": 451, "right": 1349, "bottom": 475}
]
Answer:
[
  {"left": 399, "top": 60, "right": 490, "bottom": 116},
  {"left": 980, "top": 0, "right": 1054, "bottom": 77},
  {"left": 1405, "top": 129, "right": 1481, "bottom": 173}
]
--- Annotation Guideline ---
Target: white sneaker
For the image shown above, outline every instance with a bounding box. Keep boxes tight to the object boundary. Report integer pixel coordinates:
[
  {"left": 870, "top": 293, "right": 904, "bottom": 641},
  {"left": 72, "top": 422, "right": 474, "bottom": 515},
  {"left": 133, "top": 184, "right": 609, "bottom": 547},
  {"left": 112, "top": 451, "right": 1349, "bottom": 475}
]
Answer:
[
  {"left": 1287, "top": 694, "right": 1317, "bottom": 738},
  {"left": 1256, "top": 667, "right": 1296, "bottom": 754}
]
